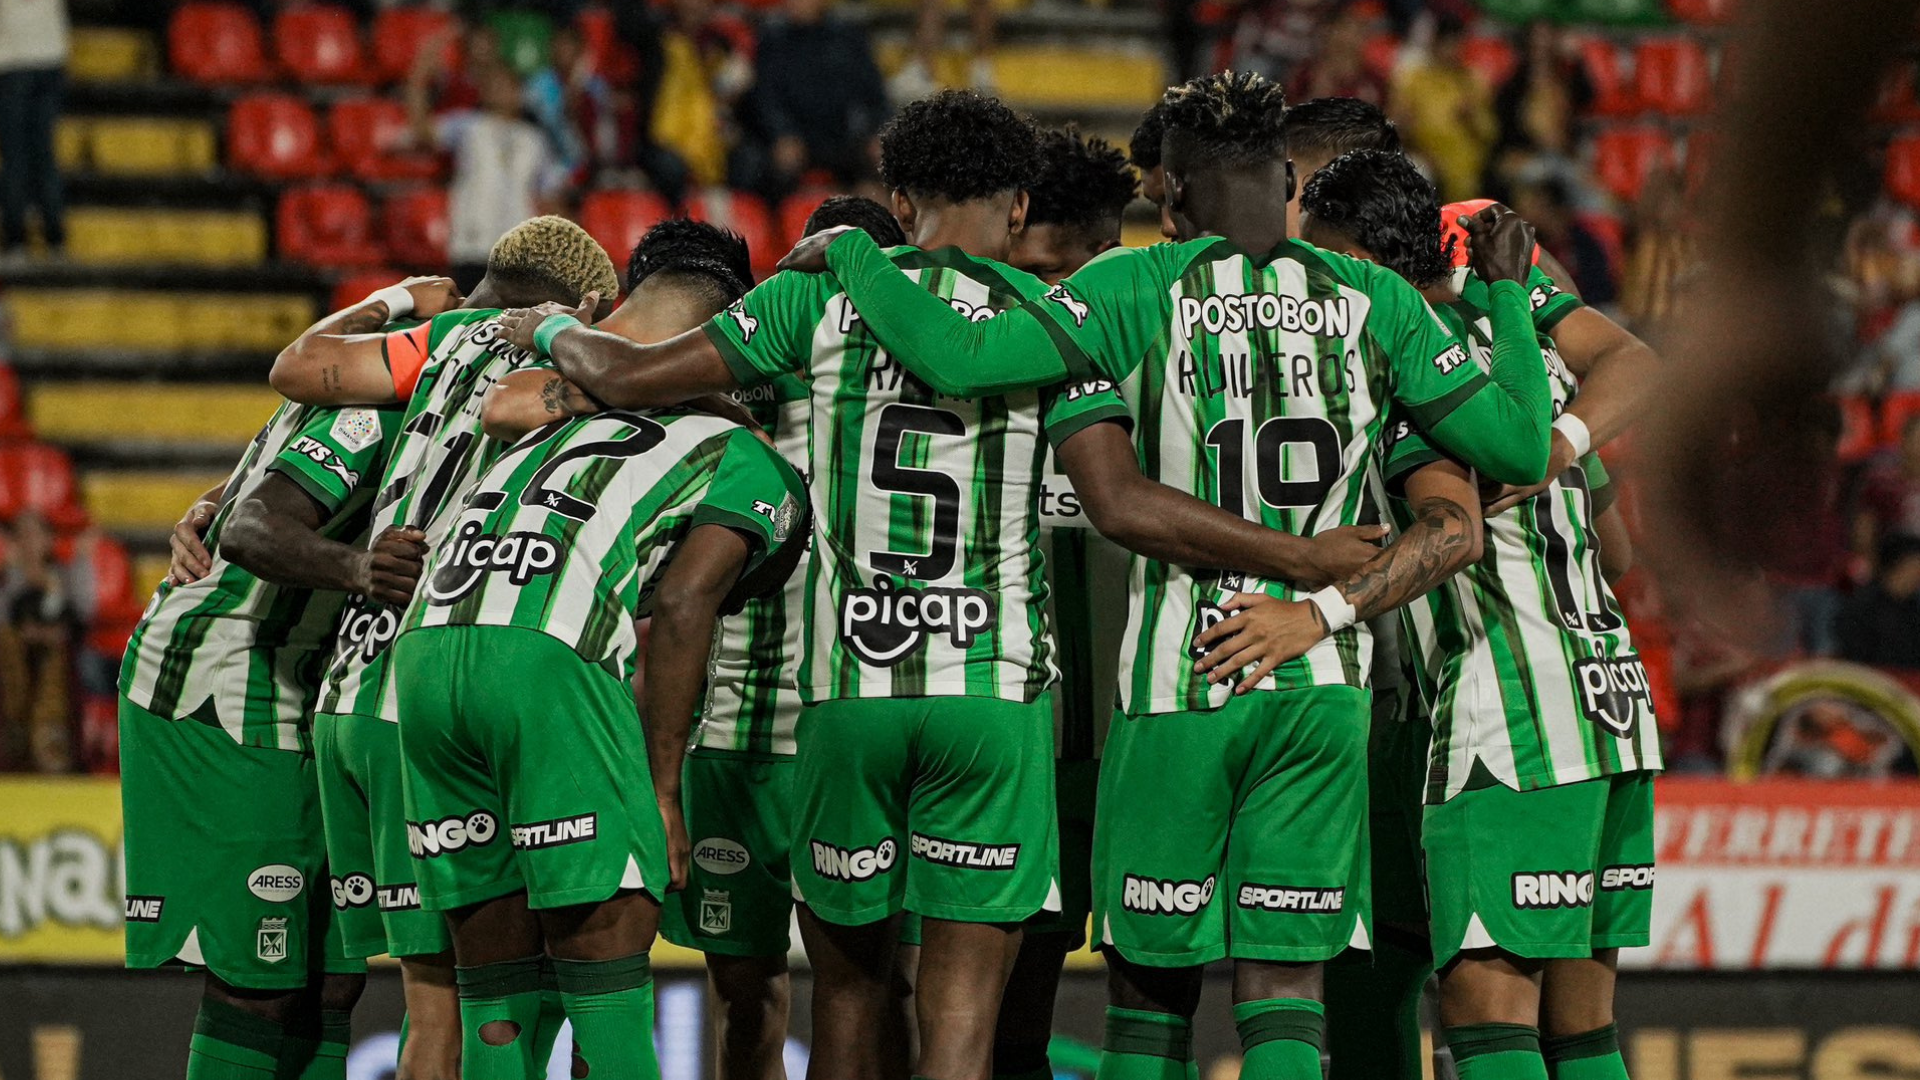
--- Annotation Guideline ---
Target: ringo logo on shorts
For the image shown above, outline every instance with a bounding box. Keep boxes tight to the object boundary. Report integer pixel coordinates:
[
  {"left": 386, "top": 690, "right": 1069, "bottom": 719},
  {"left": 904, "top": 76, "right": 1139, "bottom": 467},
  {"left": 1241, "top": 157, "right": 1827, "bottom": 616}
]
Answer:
[
  {"left": 840, "top": 579, "right": 996, "bottom": 666},
  {"left": 693, "top": 837, "right": 752, "bottom": 876},
  {"left": 1121, "top": 874, "right": 1216, "bottom": 916},
  {"left": 909, "top": 832, "right": 1019, "bottom": 871},
  {"left": 1235, "top": 884, "right": 1345, "bottom": 913},
  {"left": 331, "top": 873, "right": 375, "bottom": 909},
  {"left": 1599, "top": 864, "right": 1655, "bottom": 891},
  {"left": 407, "top": 811, "right": 500, "bottom": 858},
  {"left": 1512, "top": 871, "right": 1595, "bottom": 910},
  {"left": 810, "top": 838, "right": 898, "bottom": 882}
]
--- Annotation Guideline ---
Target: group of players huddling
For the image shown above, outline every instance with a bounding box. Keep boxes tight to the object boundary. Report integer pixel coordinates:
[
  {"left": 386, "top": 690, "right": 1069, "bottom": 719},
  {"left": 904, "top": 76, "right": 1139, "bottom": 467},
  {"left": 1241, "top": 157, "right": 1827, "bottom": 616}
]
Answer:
[{"left": 118, "top": 70, "right": 1665, "bottom": 1080}]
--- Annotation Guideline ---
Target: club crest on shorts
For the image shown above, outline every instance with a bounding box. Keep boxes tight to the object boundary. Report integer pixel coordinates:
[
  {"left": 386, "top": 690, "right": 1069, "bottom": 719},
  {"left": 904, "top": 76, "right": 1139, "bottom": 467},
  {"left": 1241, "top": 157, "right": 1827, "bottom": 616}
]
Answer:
[
  {"left": 699, "top": 890, "right": 733, "bottom": 935},
  {"left": 256, "top": 917, "right": 289, "bottom": 963}
]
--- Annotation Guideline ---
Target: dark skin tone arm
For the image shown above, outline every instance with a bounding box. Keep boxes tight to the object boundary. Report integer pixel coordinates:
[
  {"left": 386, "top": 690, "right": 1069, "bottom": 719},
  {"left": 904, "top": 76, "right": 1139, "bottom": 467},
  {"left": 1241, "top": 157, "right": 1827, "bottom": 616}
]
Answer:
[
  {"left": 1190, "top": 458, "right": 1483, "bottom": 691},
  {"left": 642, "top": 523, "right": 754, "bottom": 894},
  {"left": 1595, "top": 505, "right": 1633, "bottom": 586},
  {"left": 481, "top": 369, "right": 770, "bottom": 446},
  {"left": 220, "top": 474, "right": 428, "bottom": 606},
  {"left": 268, "top": 276, "right": 465, "bottom": 405}
]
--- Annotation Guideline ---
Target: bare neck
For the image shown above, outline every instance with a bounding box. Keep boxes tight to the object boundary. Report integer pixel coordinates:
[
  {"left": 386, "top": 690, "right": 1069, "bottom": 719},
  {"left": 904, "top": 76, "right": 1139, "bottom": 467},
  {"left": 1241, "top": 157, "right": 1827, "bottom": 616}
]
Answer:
[{"left": 912, "top": 201, "right": 1013, "bottom": 263}]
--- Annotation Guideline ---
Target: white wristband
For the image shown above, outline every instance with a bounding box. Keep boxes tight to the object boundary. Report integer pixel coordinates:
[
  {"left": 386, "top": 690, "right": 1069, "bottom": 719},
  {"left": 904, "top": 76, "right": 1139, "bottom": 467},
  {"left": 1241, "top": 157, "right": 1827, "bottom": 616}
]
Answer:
[
  {"left": 1304, "top": 586, "right": 1357, "bottom": 635},
  {"left": 1553, "top": 412, "right": 1592, "bottom": 459},
  {"left": 367, "top": 284, "right": 414, "bottom": 320}
]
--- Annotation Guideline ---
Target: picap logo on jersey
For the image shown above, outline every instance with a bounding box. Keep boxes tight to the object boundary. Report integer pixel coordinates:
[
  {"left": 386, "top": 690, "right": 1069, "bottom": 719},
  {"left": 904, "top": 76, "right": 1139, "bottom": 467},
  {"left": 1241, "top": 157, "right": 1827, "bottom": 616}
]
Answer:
[
  {"left": 1236, "top": 884, "right": 1345, "bottom": 913},
  {"left": 726, "top": 301, "right": 759, "bottom": 342},
  {"left": 511, "top": 814, "right": 598, "bottom": 850},
  {"left": 1188, "top": 598, "right": 1233, "bottom": 660},
  {"left": 1121, "top": 874, "right": 1216, "bottom": 916},
  {"left": 1512, "top": 871, "right": 1595, "bottom": 910},
  {"left": 124, "top": 895, "right": 165, "bottom": 923},
  {"left": 336, "top": 597, "right": 400, "bottom": 662},
  {"left": 909, "top": 832, "right": 1019, "bottom": 871},
  {"left": 425, "top": 521, "right": 563, "bottom": 605},
  {"left": 378, "top": 884, "right": 422, "bottom": 911},
  {"left": 407, "top": 812, "right": 499, "bottom": 858},
  {"left": 810, "top": 838, "right": 898, "bottom": 882},
  {"left": 331, "top": 873, "right": 374, "bottom": 910},
  {"left": 1599, "top": 864, "right": 1655, "bottom": 891},
  {"left": 840, "top": 578, "right": 996, "bottom": 666},
  {"left": 1176, "top": 294, "right": 1352, "bottom": 340},
  {"left": 1572, "top": 655, "right": 1652, "bottom": 738},
  {"left": 287, "top": 436, "right": 359, "bottom": 491},
  {"left": 1047, "top": 283, "right": 1091, "bottom": 327}
]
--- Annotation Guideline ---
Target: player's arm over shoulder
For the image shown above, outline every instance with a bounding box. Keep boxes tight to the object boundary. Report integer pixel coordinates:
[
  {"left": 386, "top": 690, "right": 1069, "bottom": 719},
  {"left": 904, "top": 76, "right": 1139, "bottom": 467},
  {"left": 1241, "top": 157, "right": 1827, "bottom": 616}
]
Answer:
[{"left": 270, "top": 279, "right": 466, "bottom": 405}]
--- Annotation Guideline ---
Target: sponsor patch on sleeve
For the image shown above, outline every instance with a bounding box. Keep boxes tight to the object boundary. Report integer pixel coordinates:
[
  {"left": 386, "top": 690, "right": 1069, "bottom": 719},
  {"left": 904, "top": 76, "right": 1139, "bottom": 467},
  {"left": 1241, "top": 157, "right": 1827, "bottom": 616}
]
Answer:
[{"left": 330, "top": 408, "right": 383, "bottom": 453}]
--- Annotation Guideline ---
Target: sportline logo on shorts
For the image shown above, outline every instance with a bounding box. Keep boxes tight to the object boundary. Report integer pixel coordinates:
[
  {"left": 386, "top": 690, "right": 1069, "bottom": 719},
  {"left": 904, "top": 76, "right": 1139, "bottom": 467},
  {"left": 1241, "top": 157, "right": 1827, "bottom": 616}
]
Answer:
[
  {"left": 1236, "top": 884, "right": 1345, "bottom": 913},
  {"left": 810, "top": 838, "right": 898, "bottom": 882},
  {"left": 1599, "top": 864, "right": 1656, "bottom": 891},
  {"left": 1572, "top": 655, "right": 1653, "bottom": 738},
  {"left": 426, "top": 522, "right": 563, "bottom": 605},
  {"left": 511, "top": 814, "right": 598, "bottom": 850},
  {"left": 378, "top": 884, "right": 421, "bottom": 911},
  {"left": 124, "top": 895, "right": 164, "bottom": 923},
  {"left": 1121, "top": 874, "right": 1216, "bottom": 916},
  {"left": 1512, "top": 871, "right": 1596, "bottom": 910},
  {"left": 839, "top": 580, "right": 996, "bottom": 666},
  {"left": 257, "top": 917, "right": 288, "bottom": 963},
  {"left": 693, "top": 837, "right": 751, "bottom": 876},
  {"left": 331, "top": 873, "right": 374, "bottom": 909},
  {"left": 247, "top": 865, "right": 304, "bottom": 902},
  {"left": 909, "top": 832, "right": 1019, "bottom": 870},
  {"left": 407, "top": 812, "right": 499, "bottom": 857}
]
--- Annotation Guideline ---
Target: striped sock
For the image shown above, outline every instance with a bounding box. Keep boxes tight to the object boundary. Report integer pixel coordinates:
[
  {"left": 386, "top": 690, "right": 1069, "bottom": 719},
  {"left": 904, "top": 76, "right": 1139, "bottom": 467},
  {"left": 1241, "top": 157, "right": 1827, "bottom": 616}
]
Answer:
[{"left": 1233, "top": 998, "right": 1325, "bottom": 1080}]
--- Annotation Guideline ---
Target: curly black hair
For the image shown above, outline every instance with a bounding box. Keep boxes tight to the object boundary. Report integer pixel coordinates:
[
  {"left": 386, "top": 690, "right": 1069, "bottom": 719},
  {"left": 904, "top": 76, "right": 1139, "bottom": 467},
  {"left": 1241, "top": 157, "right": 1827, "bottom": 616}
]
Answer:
[
  {"left": 1026, "top": 127, "right": 1139, "bottom": 233},
  {"left": 803, "top": 194, "right": 907, "bottom": 246},
  {"left": 626, "top": 218, "right": 754, "bottom": 302},
  {"left": 1299, "top": 149, "right": 1452, "bottom": 289},
  {"left": 1160, "top": 71, "right": 1289, "bottom": 170},
  {"left": 1128, "top": 99, "right": 1169, "bottom": 171},
  {"left": 1285, "top": 97, "right": 1402, "bottom": 165},
  {"left": 878, "top": 89, "right": 1040, "bottom": 203}
]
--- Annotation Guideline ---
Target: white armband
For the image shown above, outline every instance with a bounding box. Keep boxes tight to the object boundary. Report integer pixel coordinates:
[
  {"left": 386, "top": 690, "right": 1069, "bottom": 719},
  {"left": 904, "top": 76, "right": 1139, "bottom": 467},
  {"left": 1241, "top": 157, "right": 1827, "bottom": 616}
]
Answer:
[
  {"left": 367, "top": 284, "right": 414, "bottom": 320},
  {"left": 1553, "top": 412, "right": 1592, "bottom": 459},
  {"left": 1304, "top": 586, "right": 1357, "bottom": 635}
]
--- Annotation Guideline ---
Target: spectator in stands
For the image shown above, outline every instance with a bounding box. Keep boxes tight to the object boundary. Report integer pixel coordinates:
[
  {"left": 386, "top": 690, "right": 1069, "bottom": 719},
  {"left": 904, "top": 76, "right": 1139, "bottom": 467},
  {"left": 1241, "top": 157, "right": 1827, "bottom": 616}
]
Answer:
[
  {"left": 1773, "top": 400, "right": 1853, "bottom": 657},
  {"left": 0, "top": 0, "right": 69, "bottom": 258},
  {"left": 1212, "top": 0, "right": 1336, "bottom": 84},
  {"left": 645, "top": 0, "right": 758, "bottom": 203},
  {"left": 1837, "top": 533, "right": 1920, "bottom": 668},
  {"left": 0, "top": 512, "right": 92, "bottom": 771},
  {"left": 1856, "top": 412, "right": 1920, "bottom": 560},
  {"left": 1286, "top": 3, "right": 1387, "bottom": 108},
  {"left": 1512, "top": 175, "right": 1618, "bottom": 305},
  {"left": 1391, "top": 13, "right": 1496, "bottom": 202},
  {"left": 1484, "top": 21, "right": 1592, "bottom": 200},
  {"left": 1621, "top": 166, "right": 1695, "bottom": 328},
  {"left": 751, "top": 0, "right": 891, "bottom": 200},
  {"left": 417, "top": 21, "right": 502, "bottom": 115},
  {"left": 891, "top": 0, "right": 997, "bottom": 101},
  {"left": 523, "top": 24, "right": 614, "bottom": 185}
]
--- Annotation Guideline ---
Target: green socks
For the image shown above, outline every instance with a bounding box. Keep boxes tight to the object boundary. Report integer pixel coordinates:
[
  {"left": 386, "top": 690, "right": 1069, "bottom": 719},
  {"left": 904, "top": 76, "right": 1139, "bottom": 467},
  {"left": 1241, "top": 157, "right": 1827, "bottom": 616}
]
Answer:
[
  {"left": 1544, "top": 1025, "right": 1630, "bottom": 1080},
  {"left": 527, "top": 958, "right": 566, "bottom": 1074},
  {"left": 1233, "top": 998, "right": 1325, "bottom": 1080},
  {"left": 188, "top": 999, "right": 284, "bottom": 1080},
  {"left": 1446, "top": 1023, "right": 1550, "bottom": 1080},
  {"left": 456, "top": 957, "right": 546, "bottom": 1080},
  {"left": 1325, "top": 932, "right": 1432, "bottom": 1080},
  {"left": 1096, "top": 1007, "right": 1194, "bottom": 1080},
  {"left": 553, "top": 953, "right": 660, "bottom": 1079}
]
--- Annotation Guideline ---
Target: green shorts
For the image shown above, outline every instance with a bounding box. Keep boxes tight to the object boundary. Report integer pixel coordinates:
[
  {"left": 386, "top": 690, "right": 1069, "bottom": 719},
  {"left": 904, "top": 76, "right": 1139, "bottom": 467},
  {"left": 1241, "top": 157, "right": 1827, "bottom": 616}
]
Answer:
[
  {"left": 660, "top": 749, "right": 795, "bottom": 957},
  {"left": 1370, "top": 709, "right": 1432, "bottom": 931},
  {"left": 790, "top": 694, "right": 1059, "bottom": 926},
  {"left": 314, "top": 711, "right": 451, "bottom": 959},
  {"left": 1091, "top": 685, "right": 1372, "bottom": 967},
  {"left": 1025, "top": 756, "right": 1096, "bottom": 945},
  {"left": 1424, "top": 771, "right": 1656, "bottom": 966},
  {"left": 393, "top": 626, "right": 669, "bottom": 912},
  {"left": 119, "top": 696, "right": 365, "bottom": 989}
]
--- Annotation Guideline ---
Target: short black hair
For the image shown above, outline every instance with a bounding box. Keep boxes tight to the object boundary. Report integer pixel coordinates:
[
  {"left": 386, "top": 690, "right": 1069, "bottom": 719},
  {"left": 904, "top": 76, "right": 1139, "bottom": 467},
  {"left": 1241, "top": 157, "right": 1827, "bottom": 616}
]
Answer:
[
  {"left": 1128, "top": 99, "right": 1169, "bottom": 171},
  {"left": 1299, "top": 149, "right": 1452, "bottom": 289},
  {"left": 1160, "top": 71, "right": 1290, "bottom": 170},
  {"left": 1026, "top": 127, "right": 1139, "bottom": 235},
  {"left": 879, "top": 89, "right": 1039, "bottom": 203},
  {"left": 1284, "top": 97, "right": 1402, "bottom": 165},
  {"left": 804, "top": 194, "right": 907, "bottom": 246},
  {"left": 626, "top": 218, "right": 754, "bottom": 304}
]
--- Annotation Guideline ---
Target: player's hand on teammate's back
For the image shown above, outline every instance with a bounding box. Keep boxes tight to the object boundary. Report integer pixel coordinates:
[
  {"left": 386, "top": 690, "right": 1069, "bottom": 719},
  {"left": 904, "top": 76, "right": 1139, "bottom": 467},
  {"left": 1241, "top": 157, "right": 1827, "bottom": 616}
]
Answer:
[
  {"left": 1299, "top": 524, "right": 1388, "bottom": 587},
  {"left": 355, "top": 526, "right": 428, "bottom": 607},
  {"left": 1189, "top": 593, "right": 1329, "bottom": 693},
  {"left": 497, "top": 292, "right": 601, "bottom": 352},
  {"left": 776, "top": 225, "right": 857, "bottom": 274},
  {"left": 1460, "top": 204, "right": 1537, "bottom": 285},
  {"left": 1484, "top": 430, "right": 1577, "bottom": 515},
  {"left": 659, "top": 796, "right": 692, "bottom": 893},
  {"left": 165, "top": 500, "right": 218, "bottom": 585},
  {"left": 395, "top": 276, "right": 465, "bottom": 319}
]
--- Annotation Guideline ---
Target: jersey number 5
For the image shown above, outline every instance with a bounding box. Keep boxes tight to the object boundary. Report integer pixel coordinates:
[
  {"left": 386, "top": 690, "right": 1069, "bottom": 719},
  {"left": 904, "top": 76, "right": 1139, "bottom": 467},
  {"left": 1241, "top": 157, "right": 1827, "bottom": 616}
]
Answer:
[{"left": 869, "top": 403, "right": 965, "bottom": 580}]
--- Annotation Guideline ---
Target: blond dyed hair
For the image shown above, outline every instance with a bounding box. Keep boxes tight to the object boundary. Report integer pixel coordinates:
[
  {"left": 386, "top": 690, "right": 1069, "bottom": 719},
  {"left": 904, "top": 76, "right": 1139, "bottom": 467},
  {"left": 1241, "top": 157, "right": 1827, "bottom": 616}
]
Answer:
[{"left": 486, "top": 215, "right": 620, "bottom": 305}]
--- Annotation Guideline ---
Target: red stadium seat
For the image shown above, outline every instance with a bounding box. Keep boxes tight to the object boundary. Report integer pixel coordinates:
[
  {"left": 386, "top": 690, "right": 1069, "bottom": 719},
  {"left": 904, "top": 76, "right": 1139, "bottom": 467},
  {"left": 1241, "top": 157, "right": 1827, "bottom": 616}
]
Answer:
[
  {"left": 1634, "top": 38, "right": 1713, "bottom": 116},
  {"left": 574, "top": 7, "right": 639, "bottom": 83},
  {"left": 382, "top": 187, "right": 450, "bottom": 269},
  {"left": 778, "top": 187, "right": 841, "bottom": 250},
  {"left": 1460, "top": 35, "right": 1519, "bottom": 90},
  {"left": 278, "top": 185, "right": 382, "bottom": 269},
  {"left": 1878, "top": 64, "right": 1920, "bottom": 124},
  {"left": 1886, "top": 134, "right": 1920, "bottom": 210},
  {"left": 1835, "top": 394, "right": 1878, "bottom": 464},
  {"left": 0, "top": 364, "right": 33, "bottom": 442},
  {"left": 1576, "top": 37, "right": 1638, "bottom": 116},
  {"left": 169, "top": 2, "right": 272, "bottom": 85},
  {"left": 228, "top": 94, "right": 329, "bottom": 179},
  {"left": 273, "top": 4, "right": 371, "bottom": 86},
  {"left": 369, "top": 6, "right": 458, "bottom": 84},
  {"left": 1362, "top": 33, "right": 1401, "bottom": 80},
  {"left": 1668, "top": 0, "right": 1735, "bottom": 24},
  {"left": 1591, "top": 127, "right": 1674, "bottom": 203},
  {"left": 330, "top": 269, "right": 407, "bottom": 315},
  {"left": 1879, "top": 390, "right": 1920, "bottom": 449},
  {"left": 329, "top": 97, "right": 441, "bottom": 182},
  {"left": 579, "top": 189, "right": 673, "bottom": 272},
  {"left": 687, "top": 190, "right": 778, "bottom": 276},
  {"left": 0, "top": 444, "right": 88, "bottom": 530}
]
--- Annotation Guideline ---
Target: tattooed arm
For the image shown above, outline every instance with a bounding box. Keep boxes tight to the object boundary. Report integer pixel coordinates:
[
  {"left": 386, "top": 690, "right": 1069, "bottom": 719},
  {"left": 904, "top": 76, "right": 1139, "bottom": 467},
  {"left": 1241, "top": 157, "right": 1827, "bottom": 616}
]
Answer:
[
  {"left": 270, "top": 276, "right": 463, "bottom": 405},
  {"left": 1188, "top": 458, "right": 1483, "bottom": 693},
  {"left": 481, "top": 370, "right": 601, "bottom": 441}
]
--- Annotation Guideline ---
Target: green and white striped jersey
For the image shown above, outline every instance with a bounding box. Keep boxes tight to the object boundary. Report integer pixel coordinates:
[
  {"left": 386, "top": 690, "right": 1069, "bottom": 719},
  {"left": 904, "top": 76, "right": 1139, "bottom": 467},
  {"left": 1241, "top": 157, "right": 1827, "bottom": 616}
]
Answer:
[
  {"left": 693, "top": 374, "right": 812, "bottom": 756},
  {"left": 401, "top": 410, "right": 807, "bottom": 684},
  {"left": 317, "top": 308, "right": 550, "bottom": 723},
  {"left": 1383, "top": 269, "right": 1662, "bottom": 802},
  {"left": 1037, "top": 449, "right": 1128, "bottom": 760},
  {"left": 119, "top": 402, "right": 400, "bottom": 750},
  {"left": 704, "top": 246, "right": 1127, "bottom": 704}
]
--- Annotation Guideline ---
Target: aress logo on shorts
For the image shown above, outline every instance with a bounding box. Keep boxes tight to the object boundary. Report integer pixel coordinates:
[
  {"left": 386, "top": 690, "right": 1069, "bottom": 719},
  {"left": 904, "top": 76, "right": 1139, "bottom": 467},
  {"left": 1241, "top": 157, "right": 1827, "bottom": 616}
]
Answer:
[
  {"left": 1121, "top": 874, "right": 1216, "bottom": 916},
  {"left": 1236, "top": 884, "right": 1345, "bottom": 913},
  {"left": 839, "top": 579, "right": 996, "bottom": 667},
  {"left": 1512, "top": 871, "right": 1595, "bottom": 910},
  {"left": 511, "top": 813, "right": 598, "bottom": 850},
  {"left": 1599, "top": 864, "right": 1655, "bottom": 891},
  {"left": 378, "top": 884, "right": 422, "bottom": 911},
  {"left": 693, "top": 837, "right": 751, "bottom": 876},
  {"left": 248, "top": 865, "right": 305, "bottom": 902},
  {"left": 407, "top": 812, "right": 499, "bottom": 857},
  {"left": 124, "top": 895, "right": 165, "bottom": 923},
  {"left": 909, "top": 832, "right": 1019, "bottom": 871},
  {"left": 331, "top": 873, "right": 375, "bottom": 909},
  {"left": 810, "top": 838, "right": 898, "bottom": 882},
  {"left": 426, "top": 522, "right": 563, "bottom": 605},
  {"left": 1572, "top": 655, "right": 1652, "bottom": 738},
  {"left": 336, "top": 598, "right": 399, "bottom": 663}
]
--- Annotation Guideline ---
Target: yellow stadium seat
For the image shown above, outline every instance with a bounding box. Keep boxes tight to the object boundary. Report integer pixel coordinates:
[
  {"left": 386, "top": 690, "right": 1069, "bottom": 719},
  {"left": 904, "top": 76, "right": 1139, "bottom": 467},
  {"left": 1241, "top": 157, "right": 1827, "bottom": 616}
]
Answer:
[
  {"left": 876, "top": 44, "right": 1164, "bottom": 109},
  {"left": 69, "top": 28, "right": 156, "bottom": 83},
  {"left": 3, "top": 290, "right": 311, "bottom": 353},
  {"left": 85, "top": 118, "right": 217, "bottom": 177},
  {"left": 65, "top": 208, "right": 267, "bottom": 267},
  {"left": 133, "top": 554, "right": 174, "bottom": 593},
  {"left": 82, "top": 470, "right": 233, "bottom": 532},
  {"left": 55, "top": 117, "right": 89, "bottom": 171},
  {"left": 29, "top": 383, "right": 281, "bottom": 445}
]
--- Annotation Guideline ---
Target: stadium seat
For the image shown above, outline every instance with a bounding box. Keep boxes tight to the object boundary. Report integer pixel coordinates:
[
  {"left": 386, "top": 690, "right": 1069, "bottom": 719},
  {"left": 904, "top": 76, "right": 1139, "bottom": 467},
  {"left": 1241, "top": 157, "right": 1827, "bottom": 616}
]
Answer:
[
  {"left": 1634, "top": 38, "right": 1713, "bottom": 116},
  {"left": 228, "top": 94, "right": 329, "bottom": 179},
  {"left": 0, "top": 444, "right": 89, "bottom": 530},
  {"left": 1875, "top": 64, "right": 1920, "bottom": 124},
  {"left": 1577, "top": 37, "right": 1638, "bottom": 116},
  {"left": 1835, "top": 394, "right": 1878, "bottom": 464},
  {"left": 85, "top": 117, "right": 217, "bottom": 176},
  {"left": 370, "top": 6, "right": 457, "bottom": 83},
  {"left": 382, "top": 187, "right": 450, "bottom": 268},
  {"left": 331, "top": 269, "right": 407, "bottom": 315},
  {"left": 0, "top": 364, "right": 33, "bottom": 442},
  {"left": 329, "top": 97, "right": 441, "bottom": 182},
  {"left": 70, "top": 27, "right": 156, "bottom": 83},
  {"left": 1880, "top": 391, "right": 1920, "bottom": 448},
  {"left": 278, "top": 185, "right": 381, "bottom": 269},
  {"left": 1591, "top": 127, "right": 1674, "bottom": 203},
  {"left": 580, "top": 189, "right": 673, "bottom": 275},
  {"left": 1886, "top": 134, "right": 1920, "bottom": 210},
  {"left": 1362, "top": 33, "right": 1401, "bottom": 80},
  {"left": 574, "top": 7, "right": 639, "bottom": 83},
  {"left": 1460, "top": 35, "right": 1519, "bottom": 90},
  {"left": 67, "top": 207, "right": 266, "bottom": 267},
  {"left": 687, "top": 190, "right": 779, "bottom": 277},
  {"left": 273, "top": 4, "right": 371, "bottom": 85},
  {"left": 779, "top": 187, "right": 841, "bottom": 253},
  {"left": 168, "top": 2, "right": 272, "bottom": 85}
]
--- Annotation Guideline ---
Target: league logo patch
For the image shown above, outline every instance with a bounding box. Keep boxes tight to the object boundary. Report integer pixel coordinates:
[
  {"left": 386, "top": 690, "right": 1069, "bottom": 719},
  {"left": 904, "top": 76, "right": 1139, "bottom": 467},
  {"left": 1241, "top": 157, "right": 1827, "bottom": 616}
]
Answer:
[
  {"left": 124, "top": 895, "right": 165, "bottom": 923},
  {"left": 693, "top": 837, "right": 751, "bottom": 876},
  {"left": 331, "top": 874, "right": 374, "bottom": 909},
  {"left": 839, "top": 579, "right": 996, "bottom": 667},
  {"left": 700, "top": 890, "right": 733, "bottom": 935},
  {"left": 1572, "top": 655, "right": 1652, "bottom": 739},
  {"left": 331, "top": 408, "right": 383, "bottom": 452},
  {"left": 257, "top": 917, "right": 289, "bottom": 963}
]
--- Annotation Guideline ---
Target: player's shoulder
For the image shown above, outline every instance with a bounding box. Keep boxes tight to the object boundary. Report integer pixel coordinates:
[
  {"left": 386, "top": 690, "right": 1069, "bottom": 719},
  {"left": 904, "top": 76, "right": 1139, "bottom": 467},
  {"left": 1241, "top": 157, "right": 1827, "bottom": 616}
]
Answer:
[{"left": 891, "top": 244, "right": 1050, "bottom": 300}]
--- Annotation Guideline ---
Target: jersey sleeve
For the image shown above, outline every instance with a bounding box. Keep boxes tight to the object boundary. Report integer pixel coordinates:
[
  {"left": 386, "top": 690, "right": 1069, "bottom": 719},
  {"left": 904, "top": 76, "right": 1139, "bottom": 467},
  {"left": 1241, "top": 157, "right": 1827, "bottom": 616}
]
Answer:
[
  {"left": 1040, "top": 374, "right": 1131, "bottom": 447},
  {"left": 1585, "top": 452, "right": 1616, "bottom": 515},
  {"left": 1525, "top": 264, "right": 1585, "bottom": 332},
  {"left": 701, "top": 271, "right": 829, "bottom": 390},
  {"left": 266, "top": 405, "right": 403, "bottom": 515},
  {"left": 690, "top": 428, "right": 811, "bottom": 598},
  {"left": 1379, "top": 410, "right": 1447, "bottom": 499}
]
